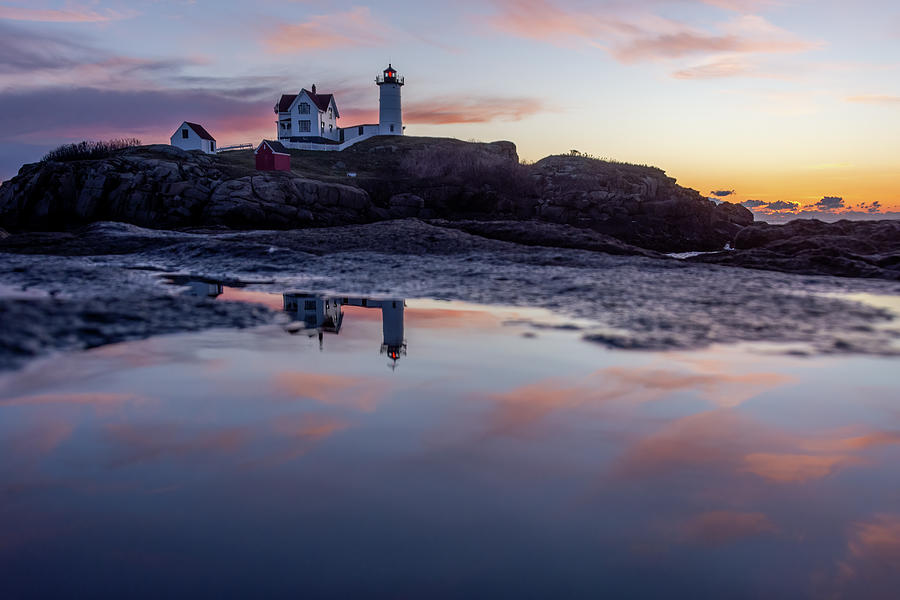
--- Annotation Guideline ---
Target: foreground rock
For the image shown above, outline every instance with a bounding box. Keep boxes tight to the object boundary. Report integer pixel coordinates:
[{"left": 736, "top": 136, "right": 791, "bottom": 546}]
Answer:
[
  {"left": 690, "top": 219, "right": 900, "bottom": 280},
  {"left": 0, "top": 294, "right": 272, "bottom": 371},
  {"left": 428, "top": 219, "right": 665, "bottom": 257},
  {"left": 1, "top": 219, "right": 898, "bottom": 371}
]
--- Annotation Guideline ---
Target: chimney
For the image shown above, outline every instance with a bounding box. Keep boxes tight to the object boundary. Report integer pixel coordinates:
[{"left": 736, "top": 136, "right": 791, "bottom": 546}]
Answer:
[{"left": 311, "top": 84, "right": 317, "bottom": 94}]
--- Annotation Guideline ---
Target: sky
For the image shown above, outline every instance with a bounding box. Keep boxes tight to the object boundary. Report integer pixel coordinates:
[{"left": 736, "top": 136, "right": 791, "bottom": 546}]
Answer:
[{"left": 1, "top": 0, "right": 899, "bottom": 219}]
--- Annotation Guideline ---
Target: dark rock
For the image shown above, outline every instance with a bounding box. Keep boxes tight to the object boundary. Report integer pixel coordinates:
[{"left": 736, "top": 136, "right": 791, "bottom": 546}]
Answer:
[
  {"left": 427, "top": 219, "right": 665, "bottom": 258},
  {"left": 389, "top": 193, "right": 425, "bottom": 218},
  {"left": 531, "top": 155, "right": 751, "bottom": 252},
  {"left": 690, "top": 219, "right": 900, "bottom": 280},
  {"left": 0, "top": 146, "right": 375, "bottom": 231}
]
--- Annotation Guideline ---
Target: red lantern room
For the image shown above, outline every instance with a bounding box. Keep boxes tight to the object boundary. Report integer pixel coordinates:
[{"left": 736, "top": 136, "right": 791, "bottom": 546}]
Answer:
[{"left": 376, "top": 63, "right": 404, "bottom": 86}]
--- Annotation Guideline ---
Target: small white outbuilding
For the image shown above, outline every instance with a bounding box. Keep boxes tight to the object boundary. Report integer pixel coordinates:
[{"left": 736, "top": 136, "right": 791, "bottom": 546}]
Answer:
[{"left": 170, "top": 121, "right": 216, "bottom": 154}]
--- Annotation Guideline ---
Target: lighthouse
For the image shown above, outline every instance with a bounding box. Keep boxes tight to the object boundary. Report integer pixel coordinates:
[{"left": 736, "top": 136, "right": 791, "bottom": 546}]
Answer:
[{"left": 376, "top": 64, "right": 404, "bottom": 136}]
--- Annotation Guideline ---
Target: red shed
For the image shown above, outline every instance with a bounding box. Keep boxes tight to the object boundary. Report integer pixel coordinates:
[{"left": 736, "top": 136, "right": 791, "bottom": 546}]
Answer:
[{"left": 255, "top": 140, "right": 291, "bottom": 171}]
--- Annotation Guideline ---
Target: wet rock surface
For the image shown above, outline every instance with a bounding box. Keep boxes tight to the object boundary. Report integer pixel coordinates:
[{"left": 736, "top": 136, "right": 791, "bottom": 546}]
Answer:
[
  {"left": 1, "top": 220, "right": 898, "bottom": 370},
  {"left": 691, "top": 219, "right": 900, "bottom": 280}
]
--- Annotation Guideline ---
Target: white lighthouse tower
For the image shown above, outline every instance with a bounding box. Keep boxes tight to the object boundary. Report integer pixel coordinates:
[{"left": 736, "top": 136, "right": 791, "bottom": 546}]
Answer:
[{"left": 376, "top": 64, "right": 404, "bottom": 136}]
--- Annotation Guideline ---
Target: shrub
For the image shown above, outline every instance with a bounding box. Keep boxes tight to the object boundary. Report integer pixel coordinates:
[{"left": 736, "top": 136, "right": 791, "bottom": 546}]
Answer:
[{"left": 41, "top": 138, "right": 141, "bottom": 162}]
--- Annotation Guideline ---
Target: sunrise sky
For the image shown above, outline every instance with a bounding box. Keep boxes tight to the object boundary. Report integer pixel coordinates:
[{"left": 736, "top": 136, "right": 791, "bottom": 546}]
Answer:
[{"left": 1, "top": 0, "right": 898, "bottom": 218}]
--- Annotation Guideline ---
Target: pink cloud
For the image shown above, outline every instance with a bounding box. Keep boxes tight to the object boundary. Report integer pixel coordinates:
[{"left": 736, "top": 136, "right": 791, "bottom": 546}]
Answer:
[
  {"left": 847, "top": 94, "right": 900, "bottom": 105},
  {"left": 0, "top": 5, "right": 135, "bottom": 23},
  {"left": 404, "top": 96, "right": 545, "bottom": 124},
  {"left": 264, "top": 7, "right": 387, "bottom": 52},
  {"left": 673, "top": 57, "right": 754, "bottom": 79},
  {"left": 486, "top": 0, "right": 818, "bottom": 74}
]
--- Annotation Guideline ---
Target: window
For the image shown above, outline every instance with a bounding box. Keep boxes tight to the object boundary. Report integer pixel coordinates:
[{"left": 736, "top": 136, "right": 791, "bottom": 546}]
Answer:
[
  {"left": 321, "top": 122, "right": 325, "bottom": 133},
  {"left": 390, "top": 124, "right": 395, "bottom": 132},
  {"left": 329, "top": 108, "right": 333, "bottom": 118},
  {"left": 358, "top": 126, "right": 364, "bottom": 135},
  {"left": 299, "top": 102, "right": 310, "bottom": 114},
  {"left": 329, "top": 124, "right": 333, "bottom": 132},
  {"left": 210, "top": 141, "right": 215, "bottom": 152},
  {"left": 181, "top": 129, "right": 189, "bottom": 139},
  {"left": 299, "top": 120, "right": 311, "bottom": 132},
  {"left": 304, "top": 300, "right": 316, "bottom": 310}
]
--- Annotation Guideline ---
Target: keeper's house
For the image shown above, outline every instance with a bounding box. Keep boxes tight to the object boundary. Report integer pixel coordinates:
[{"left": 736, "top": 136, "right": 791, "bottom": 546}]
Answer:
[
  {"left": 274, "top": 64, "right": 405, "bottom": 152},
  {"left": 170, "top": 121, "right": 216, "bottom": 154}
]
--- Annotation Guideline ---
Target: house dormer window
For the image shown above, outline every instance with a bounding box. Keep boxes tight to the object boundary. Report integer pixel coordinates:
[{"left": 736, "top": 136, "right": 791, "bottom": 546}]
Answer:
[{"left": 299, "top": 102, "right": 310, "bottom": 115}]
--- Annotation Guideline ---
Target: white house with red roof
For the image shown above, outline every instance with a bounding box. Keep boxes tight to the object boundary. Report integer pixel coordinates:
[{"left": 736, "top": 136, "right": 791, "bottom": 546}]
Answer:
[
  {"left": 170, "top": 121, "right": 216, "bottom": 154},
  {"left": 274, "top": 65, "right": 405, "bottom": 151}
]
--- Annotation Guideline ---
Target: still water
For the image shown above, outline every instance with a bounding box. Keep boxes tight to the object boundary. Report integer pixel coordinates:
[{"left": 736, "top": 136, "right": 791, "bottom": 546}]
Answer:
[{"left": 1, "top": 286, "right": 898, "bottom": 598}]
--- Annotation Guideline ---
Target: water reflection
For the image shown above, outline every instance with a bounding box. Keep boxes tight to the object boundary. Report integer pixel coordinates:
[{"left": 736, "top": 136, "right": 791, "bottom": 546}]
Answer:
[
  {"left": 178, "top": 279, "right": 409, "bottom": 368},
  {"left": 282, "top": 293, "right": 407, "bottom": 368},
  {"left": 184, "top": 280, "right": 223, "bottom": 298},
  {"left": 2, "top": 289, "right": 897, "bottom": 598}
]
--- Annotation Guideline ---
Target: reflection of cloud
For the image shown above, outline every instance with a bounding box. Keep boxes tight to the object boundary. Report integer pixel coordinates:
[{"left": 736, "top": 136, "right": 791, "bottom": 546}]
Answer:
[
  {"left": 4, "top": 421, "right": 74, "bottom": 460},
  {"left": 101, "top": 413, "right": 348, "bottom": 469},
  {"left": 265, "top": 414, "right": 347, "bottom": 464},
  {"left": 103, "top": 423, "right": 250, "bottom": 467},
  {"left": 681, "top": 510, "right": 778, "bottom": 545},
  {"left": 848, "top": 514, "right": 900, "bottom": 563},
  {"left": 614, "top": 410, "right": 759, "bottom": 478},
  {"left": 615, "top": 408, "right": 900, "bottom": 484},
  {"left": 0, "top": 392, "right": 143, "bottom": 412},
  {"left": 832, "top": 514, "right": 900, "bottom": 596},
  {"left": 483, "top": 365, "right": 790, "bottom": 436},
  {"left": 274, "top": 372, "right": 386, "bottom": 412},
  {"left": 741, "top": 452, "right": 855, "bottom": 483}
]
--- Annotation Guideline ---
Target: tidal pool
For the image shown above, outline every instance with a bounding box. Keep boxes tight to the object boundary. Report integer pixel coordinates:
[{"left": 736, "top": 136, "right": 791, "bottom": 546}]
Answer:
[{"left": 1, "top": 290, "right": 898, "bottom": 599}]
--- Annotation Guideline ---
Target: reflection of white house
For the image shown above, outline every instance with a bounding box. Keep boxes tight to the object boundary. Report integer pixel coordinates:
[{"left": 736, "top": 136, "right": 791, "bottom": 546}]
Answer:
[
  {"left": 283, "top": 294, "right": 344, "bottom": 333},
  {"left": 283, "top": 293, "right": 407, "bottom": 366},
  {"left": 170, "top": 121, "right": 216, "bottom": 154},
  {"left": 274, "top": 64, "right": 404, "bottom": 152},
  {"left": 185, "top": 281, "right": 223, "bottom": 298}
]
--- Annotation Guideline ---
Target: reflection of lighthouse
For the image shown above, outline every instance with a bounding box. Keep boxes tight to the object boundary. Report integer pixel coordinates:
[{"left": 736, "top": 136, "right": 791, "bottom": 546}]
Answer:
[
  {"left": 379, "top": 299, "right": 407, "bottom": 368},
  {"left": 281, "top": 293, "right": 407, "bottom": 368}
]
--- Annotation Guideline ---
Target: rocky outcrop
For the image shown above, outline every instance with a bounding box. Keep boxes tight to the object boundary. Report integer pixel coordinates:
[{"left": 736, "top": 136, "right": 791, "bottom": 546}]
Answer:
[
  {"left": 530, "top": 156, "right": 753, "bottom": 252},
  {"left": 427, "top": 219, "right": 664, "bottom": 257},
  {"left": 690, "top": 219, "right": 900, "bottom": 280},
  {"left": 0, "top": 137, "right": 753, "bottom": 254},
  {"left": 0, "top": 145, "right": 374, "bottom": 231}
]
